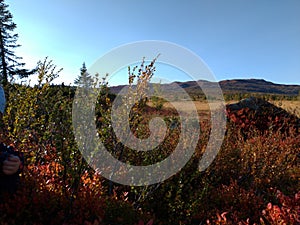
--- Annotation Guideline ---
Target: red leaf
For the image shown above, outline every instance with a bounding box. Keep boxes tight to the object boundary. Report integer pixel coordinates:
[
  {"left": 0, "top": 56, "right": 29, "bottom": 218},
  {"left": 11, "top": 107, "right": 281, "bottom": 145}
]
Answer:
[{"left": 146, "top": 219, "right": 154, "bottom": 225}]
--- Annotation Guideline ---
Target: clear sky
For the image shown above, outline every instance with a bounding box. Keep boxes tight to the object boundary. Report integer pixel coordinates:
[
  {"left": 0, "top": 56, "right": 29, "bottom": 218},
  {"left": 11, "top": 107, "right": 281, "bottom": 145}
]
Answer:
[{"left": 6, "top": 0, "right": 300, "bottom": 85}]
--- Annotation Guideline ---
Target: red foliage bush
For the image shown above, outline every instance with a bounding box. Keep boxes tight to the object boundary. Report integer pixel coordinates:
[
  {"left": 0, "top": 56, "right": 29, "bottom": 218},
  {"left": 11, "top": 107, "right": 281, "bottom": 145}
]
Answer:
[
  {"left": 226, "top": 97, "right": 299, "bottom": 136},
  {"left": 203, "top": 189, "right": 300, "bottom": 225},
  {"left": 0, "top": 163, "right": 150, "bottom": 225},
  {"left": 0, "top": 164, "right": 106, "bottom": 224},
  {"left": 261, "top": 189, "right": 300, "bottom": 225}
]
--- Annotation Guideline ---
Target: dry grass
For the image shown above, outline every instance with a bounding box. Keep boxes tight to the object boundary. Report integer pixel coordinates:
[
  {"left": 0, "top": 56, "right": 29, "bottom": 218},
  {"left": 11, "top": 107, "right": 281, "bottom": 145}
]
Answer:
[
  {"left": 163, "top": 101, "right": 210, "bottom": 112},
  {"left": 157, "top": 99, "right": 300, "bottom": 119},
  {"left": 270, "top": 100, "right": 300, "bottom": 118}
]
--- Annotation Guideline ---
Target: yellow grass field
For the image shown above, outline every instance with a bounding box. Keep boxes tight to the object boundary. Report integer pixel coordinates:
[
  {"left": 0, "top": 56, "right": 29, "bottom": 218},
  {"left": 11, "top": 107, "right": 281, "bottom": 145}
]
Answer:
[
  {"left": 270, "top": 100, "right": 300, "bottom": 118},
  {"left": 161, "top": 99, "right": 300, "bottom": 118}
]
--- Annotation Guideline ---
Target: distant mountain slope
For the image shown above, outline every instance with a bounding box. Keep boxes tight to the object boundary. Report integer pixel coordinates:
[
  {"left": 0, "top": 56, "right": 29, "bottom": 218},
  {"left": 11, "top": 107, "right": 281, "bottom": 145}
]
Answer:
[
  {"left": 109, "top": 79, "right": 300, "bottom": 96},
  {"left": 219, "top": 79, "right": 300, "bottom": 95}
]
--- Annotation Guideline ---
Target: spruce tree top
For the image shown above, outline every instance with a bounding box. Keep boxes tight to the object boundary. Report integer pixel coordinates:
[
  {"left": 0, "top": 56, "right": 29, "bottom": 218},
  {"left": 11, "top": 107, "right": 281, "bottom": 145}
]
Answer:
[{"left": 0, "top": 0, "right": 35, "bottom": 86}]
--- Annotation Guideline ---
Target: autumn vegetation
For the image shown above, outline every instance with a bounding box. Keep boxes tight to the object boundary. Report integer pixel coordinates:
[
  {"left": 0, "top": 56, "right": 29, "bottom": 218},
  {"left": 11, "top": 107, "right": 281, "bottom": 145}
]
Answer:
[
  {"left": 0, "top": 57, "right": 298, "bottom": 225},
  {"left": 0, "top": 0, "right": 299, "bottom": 222}
]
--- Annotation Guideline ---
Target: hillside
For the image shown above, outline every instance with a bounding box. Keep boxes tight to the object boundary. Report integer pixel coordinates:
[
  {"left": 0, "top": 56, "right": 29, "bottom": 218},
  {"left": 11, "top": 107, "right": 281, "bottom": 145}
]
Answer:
[
  {"left": 219, "top": 79, "right": 300, "bottom": 95},
  {"left": 109, "top": 79, "right": 300, "bottom": 97}
]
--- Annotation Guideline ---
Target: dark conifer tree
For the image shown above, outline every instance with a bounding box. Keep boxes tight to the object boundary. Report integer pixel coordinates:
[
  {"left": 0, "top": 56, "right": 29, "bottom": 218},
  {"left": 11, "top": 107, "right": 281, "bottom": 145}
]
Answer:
[
  {"left": 74, "top": 62, "right": 94, "bottom": 88},
  {"left": 0, "top": 0, "right": 35, "bottom": 86}
]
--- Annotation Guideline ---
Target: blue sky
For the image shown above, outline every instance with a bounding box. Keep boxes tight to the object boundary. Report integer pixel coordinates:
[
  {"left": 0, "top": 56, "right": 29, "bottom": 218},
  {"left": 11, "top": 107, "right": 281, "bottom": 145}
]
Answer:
[{"left": 6, "top": 0, "right": 300, "bottom": 85}]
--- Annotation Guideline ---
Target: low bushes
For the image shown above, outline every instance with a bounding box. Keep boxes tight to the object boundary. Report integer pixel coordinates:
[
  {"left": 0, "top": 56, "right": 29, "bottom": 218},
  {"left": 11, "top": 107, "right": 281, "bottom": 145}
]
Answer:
[{"left": 0, "top": 60, "right": 299, "bottom": 224}]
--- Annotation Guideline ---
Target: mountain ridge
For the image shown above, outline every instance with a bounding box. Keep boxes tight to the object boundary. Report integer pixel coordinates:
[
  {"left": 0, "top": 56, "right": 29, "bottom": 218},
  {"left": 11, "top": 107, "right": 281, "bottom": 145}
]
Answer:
[{"left": 109, "top": 78, "right": 300, "bottom": 96}]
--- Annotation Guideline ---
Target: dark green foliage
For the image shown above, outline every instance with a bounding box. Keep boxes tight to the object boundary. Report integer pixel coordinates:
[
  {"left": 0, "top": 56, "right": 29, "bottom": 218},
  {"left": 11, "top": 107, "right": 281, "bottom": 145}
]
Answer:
[
  {"left": 0, "top": 0, "right": 35, "bottom": 86},
  {"left": 74, "top": 62, "right": 94, "bottom": 88}
]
